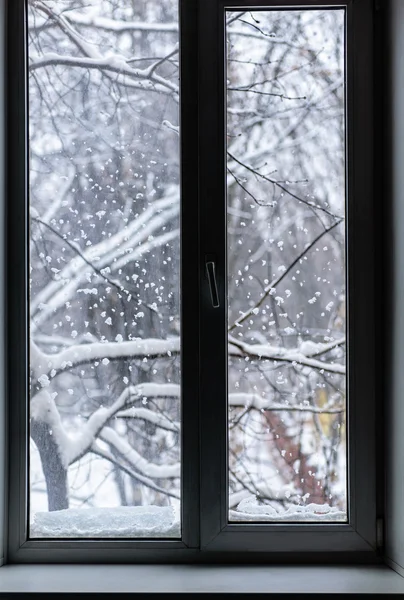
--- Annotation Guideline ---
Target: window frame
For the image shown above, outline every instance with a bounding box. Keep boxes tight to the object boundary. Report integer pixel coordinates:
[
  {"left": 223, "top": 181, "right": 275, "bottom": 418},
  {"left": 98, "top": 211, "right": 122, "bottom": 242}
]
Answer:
[
  {"left": 6, "top": 0, "right": 200, "bottom": 563},
  {"left": 198, "top": 0, "right": 378, "bottom": 554},
  {"left": 5, "top": 0, "right": 379, "bottom": 563}
]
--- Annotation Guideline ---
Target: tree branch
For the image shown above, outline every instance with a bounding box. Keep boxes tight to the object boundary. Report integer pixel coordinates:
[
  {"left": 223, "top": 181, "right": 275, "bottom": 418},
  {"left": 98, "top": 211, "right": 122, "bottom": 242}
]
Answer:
[{"left": 228, "top": 219, "right": 343, "bottom": 331}]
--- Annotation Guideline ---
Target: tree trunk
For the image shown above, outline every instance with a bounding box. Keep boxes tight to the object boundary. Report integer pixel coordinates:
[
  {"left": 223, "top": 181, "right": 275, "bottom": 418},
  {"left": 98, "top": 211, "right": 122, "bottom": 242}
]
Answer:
[{"left": 31, "top": 420, "right": 69, "bottom": 511}]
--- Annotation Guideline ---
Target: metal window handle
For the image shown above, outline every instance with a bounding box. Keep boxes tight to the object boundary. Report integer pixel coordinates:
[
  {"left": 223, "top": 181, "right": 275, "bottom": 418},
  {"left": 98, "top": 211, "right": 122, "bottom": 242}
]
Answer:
[{"left": 206, "top": 261, "right": 220, "bottom": 308}]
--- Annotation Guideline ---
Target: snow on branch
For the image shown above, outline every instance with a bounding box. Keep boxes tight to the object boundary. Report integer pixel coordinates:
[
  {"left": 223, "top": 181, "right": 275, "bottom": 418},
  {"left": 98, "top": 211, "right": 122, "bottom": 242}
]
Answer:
[
  {"left": 31, "top": 386, "right": 181, "bottom": 484},
  {"left": 31, "top": 195, "right": 179, "bottom": 329},
  {"left": 91, "top": 444, "right": 180, "bottom": 500},
  {"left": 110, "top": 229, "right": 178, "bottom": 273},
  {"left": 60, "top": 11, "right": 313, "bottom": 52},
  {"left": 115, "top": 407, "right": 179, "bottom": 432},
  {"left": 30, "top": 1, "right": 178, "bottom": 97},
  {"left": 29, "top": 53, "right": 178, "bottom": 96},
  {"left": 228, "top": 336, "right": 345, "bottom": 375},
  {"left": 99, "top": 427, "right": 180, "bottom": 479},
  {"left": 31, "top": 389, "right": 72, "bottom": 469},
  {"left": 30, "top": 380, "right": 341, "bottom": 497},
  {"left": 65, "top": 12, "right": 178, "bottom": 34},
  {"left": 68, "top": 383, "right": 181, "bottom": 464},
  {"left": 30, "top": 377, "right": 343, "bottom": 471},
  {"left": 31, "top": 213, "right": 177, "bottom": 323},
  {"left": 228, "top": 392, "right": 344, "bottom": 414},
  {"left": 31, "top": 338, "right": 180, "bottom": 383},
  {"left": 31, "top": 332, "right": 344, "bottom": 387}
]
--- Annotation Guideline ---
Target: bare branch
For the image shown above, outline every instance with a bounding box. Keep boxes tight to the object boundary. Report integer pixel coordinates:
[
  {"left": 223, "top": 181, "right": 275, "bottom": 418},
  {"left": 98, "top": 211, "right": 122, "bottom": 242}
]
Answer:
[
  {"left": 228, "top": 219, "right": 343, "bottom": 331},
  {"left": 227, "top": 151, "right": 343, "bottom": 220}
]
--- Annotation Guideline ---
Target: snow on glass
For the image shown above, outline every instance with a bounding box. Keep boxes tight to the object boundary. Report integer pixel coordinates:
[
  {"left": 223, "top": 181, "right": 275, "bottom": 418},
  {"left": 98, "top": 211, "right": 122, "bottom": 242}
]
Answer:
[
  {"left": 28, "top": 0, "right": 181, "bottom": 537},
  {"left": 226, "top": 10, "right": 347, "bottom": 522}
]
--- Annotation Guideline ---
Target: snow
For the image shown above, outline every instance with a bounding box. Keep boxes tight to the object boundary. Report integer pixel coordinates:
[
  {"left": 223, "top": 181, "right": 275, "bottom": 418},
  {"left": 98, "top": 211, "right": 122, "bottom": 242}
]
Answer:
[
  {"left": 31, "top": 389, "right": 72, "bottom": 469},
  {"left": 30, "top": 53, "right": 178, "bottom": 95},
  {"left": 64, "top": 12, "right": 179, "bottom": 34},
  {"left": 31, "top": 383, "right": 183, "bottom": 470},
  {"left": 228, "top": 392, "right": 343, "bottom": 414},
  {"left": 30, "top": 506, "right": 180, "bottom": 538},
  {"left": 31, "top": 195, "right": 179, "bottom": 329},
  {"left": 100, "top": 428, "right": 180, "bottom": 479},
  {"left": 230, "top": 496, "right": 346, "bottom": 522},
  {"left": 28, "top": 2, "right": 348, "bottom": 521},
  {"left": 31, "top": 338, "right": 181, "bottom": 381},
  {"left": 31, "top": 334, "right": 343, "bottom": 385},
  {"left": 228, "top": 335, "right": 345, "bottom": 375},
  {"left": 116, "top": 407, "right": 179, "bottom": 431}
]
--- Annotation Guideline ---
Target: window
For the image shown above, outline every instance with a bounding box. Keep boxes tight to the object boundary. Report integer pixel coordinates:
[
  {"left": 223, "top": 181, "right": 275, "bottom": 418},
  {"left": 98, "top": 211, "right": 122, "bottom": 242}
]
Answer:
[
  {"left": 226, "top": 8, "right": 347, "bottom": 524},
  {"left": 28, "top": 0, "right": 182, "bottom": 540},
  {"left": 6, "top": 0, "right": 377, "bottom": 562}
]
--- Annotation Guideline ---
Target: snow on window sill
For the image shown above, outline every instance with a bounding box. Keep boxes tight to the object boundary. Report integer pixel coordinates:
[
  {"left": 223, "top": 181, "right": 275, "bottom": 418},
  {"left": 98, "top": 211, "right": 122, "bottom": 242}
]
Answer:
[{"left": 30, "top": 506, "right": 180, "bottom": 539}]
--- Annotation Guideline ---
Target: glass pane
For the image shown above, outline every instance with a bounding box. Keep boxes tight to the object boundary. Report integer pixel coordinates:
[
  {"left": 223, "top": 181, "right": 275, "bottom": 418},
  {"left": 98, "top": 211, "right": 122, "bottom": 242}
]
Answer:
[
  {"left": 227, "top": 9, "right": 347, "bottom": 522},
  {"left": 28, "top": 0, "right": 181, "bottom": 538}
]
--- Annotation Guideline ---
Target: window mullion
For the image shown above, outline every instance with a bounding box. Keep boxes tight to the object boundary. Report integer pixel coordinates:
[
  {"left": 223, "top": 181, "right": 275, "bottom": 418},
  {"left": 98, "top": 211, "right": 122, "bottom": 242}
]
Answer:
[
  {"left": 179, "top": 0, "right": 201, "bottom": 550},
  {"left": 197, "top": 0, "right": 228, "bottom": 548}
]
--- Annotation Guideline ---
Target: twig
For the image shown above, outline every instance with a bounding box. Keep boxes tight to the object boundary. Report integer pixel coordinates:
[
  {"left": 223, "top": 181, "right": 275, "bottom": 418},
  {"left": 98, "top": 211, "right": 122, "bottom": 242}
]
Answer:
[
  {"left": 228, "top": 151, "right": 342, "bottom": 220},
  {"left": 228, "top": 219, "right": 343, "bottom": 331},
  {"left": 32, "top": 216, "right": 161, "bottom": 317}
]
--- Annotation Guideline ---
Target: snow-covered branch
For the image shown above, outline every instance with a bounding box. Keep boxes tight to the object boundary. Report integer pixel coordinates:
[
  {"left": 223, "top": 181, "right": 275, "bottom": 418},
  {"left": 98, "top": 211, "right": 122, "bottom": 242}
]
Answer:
[
  {"left": 229, "top": 336, "right": 345, "bottom": 375},
  {"left": 99, "top": 427, "right": 180, "bottom": 479},
  {"left": 31, "top": 386, "right": 180, "bottom": 487},
  {"left": 116, "top": 407, "right": 179, "bottom": 432},
  {"left": 29, "top": 53, "right": 178, "bottom": 96},
  {"left": 30, "top": 1, "right": 178, "bottom": 96},
  {"left": 65, "top": 12, "right": 178, "bottom": 34},
  {"left": 68, "top": 383, "right": 181, "bottom": 464},
  {"left": 228, "top": 392, "right": 344, "bottom": 413},
  {"left": 31, "top": 338, "right": 180, "bottom": 383},
  {"left": 31, "top": 331, "right": 345, "bottom": 386},
  {"left": 90, "top": 444, "right": 180, "bottom": 500},
  {"left": 31, "top": 194, "right": 179, "bottom": 329}
]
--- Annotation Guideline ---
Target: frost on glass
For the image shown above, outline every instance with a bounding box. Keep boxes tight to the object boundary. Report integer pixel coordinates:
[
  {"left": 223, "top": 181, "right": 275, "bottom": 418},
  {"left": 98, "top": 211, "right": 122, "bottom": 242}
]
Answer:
[
  {"left": 227, "top": 10, "right": 347, "bottom": 522},
  {"left": 28, "top": 0, "right": 180, "bottom": 537}
]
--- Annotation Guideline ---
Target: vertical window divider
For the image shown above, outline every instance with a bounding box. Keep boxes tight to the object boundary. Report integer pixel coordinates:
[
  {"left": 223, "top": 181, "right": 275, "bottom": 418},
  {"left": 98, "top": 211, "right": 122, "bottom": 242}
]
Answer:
[
  {"left": 198, "top": 0, "right": 228, "bottom": 549},
  {"left": 180, "top": 0, "right": 201, "bottom": 550}
]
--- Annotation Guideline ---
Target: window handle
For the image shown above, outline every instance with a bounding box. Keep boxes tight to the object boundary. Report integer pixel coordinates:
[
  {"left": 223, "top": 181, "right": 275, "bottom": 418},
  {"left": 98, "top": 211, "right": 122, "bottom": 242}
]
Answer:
[{"left": 206, "top": 260, "right": 220, "bottom": 308}]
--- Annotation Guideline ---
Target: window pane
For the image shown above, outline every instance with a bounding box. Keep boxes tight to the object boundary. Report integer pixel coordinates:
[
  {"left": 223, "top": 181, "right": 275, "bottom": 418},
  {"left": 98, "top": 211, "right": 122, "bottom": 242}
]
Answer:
[
  {"left": 28, "top": 0, "right": 181, "bottom": 538},
  {"left": 227, "top": 9, "right": 347, "bottom": 522}
]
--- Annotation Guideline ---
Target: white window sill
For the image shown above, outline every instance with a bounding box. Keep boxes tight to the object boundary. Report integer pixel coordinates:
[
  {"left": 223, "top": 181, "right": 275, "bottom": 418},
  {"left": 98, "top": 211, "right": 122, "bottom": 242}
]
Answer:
[{"left": 0, "top": 564, "right": 403, "bottom": 594}]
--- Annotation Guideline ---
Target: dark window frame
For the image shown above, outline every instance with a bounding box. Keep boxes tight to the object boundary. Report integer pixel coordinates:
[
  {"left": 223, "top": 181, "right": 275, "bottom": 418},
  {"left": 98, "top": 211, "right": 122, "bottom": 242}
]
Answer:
[
  {"left": 198, "top": 0, "right": 377, "bottom": 555},
  {"left": 5, "top": 0, "right": 380, "bottom": 563}
]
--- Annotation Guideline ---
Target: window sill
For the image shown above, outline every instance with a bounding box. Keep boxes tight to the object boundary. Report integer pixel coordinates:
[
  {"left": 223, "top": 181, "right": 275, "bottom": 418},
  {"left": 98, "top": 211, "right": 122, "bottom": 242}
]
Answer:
[{"left": 0, "top": 564, "right": 403, "bottom": 595}]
